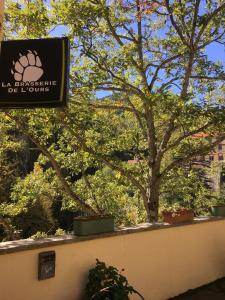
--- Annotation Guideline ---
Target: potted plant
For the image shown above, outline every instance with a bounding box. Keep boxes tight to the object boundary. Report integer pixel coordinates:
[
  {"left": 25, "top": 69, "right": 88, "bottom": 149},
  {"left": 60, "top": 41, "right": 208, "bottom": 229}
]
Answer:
[
  {"left": 73, "top": 215, "right": 114, "bottom": 236},
  {"left": 85, "top": 259, "right": 145, "bottom": 300},
  {"left": 210, "top": 196, "right": 225, "bottom": 217},
  {"left": 161, "top": 203, "right": 194, "bottom": 225}
]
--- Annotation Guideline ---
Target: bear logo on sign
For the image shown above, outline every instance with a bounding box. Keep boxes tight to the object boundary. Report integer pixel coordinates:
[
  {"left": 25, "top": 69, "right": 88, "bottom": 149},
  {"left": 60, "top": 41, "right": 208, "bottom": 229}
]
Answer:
[{"left": 11, "top": 50, "right": 43, "bottom": 82}]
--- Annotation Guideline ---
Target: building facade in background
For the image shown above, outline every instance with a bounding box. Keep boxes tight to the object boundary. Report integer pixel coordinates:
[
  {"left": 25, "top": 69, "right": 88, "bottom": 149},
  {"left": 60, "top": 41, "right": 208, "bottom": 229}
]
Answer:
[{"left": 192, "top": 134, "right": 225, "bottom": 192}]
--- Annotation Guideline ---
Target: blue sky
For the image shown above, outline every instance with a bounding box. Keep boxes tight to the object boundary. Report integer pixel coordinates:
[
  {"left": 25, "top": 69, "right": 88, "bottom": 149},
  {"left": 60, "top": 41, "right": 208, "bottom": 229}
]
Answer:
[
  {"left": 206, "top": 43, "right": 225, "bottom": 66},
  {"left": 50, "top": 11, "right": 225, "bottom": 99}
]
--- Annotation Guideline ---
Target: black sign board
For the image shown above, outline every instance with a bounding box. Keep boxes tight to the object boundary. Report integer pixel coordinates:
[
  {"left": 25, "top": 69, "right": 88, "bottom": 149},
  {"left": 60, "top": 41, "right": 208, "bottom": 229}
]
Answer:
[
  {"left": 0, "top": 37, "right": 69, "bottom": 108},
  {"left": 38, "top": 251, "right": 56, "bottom": 280}
]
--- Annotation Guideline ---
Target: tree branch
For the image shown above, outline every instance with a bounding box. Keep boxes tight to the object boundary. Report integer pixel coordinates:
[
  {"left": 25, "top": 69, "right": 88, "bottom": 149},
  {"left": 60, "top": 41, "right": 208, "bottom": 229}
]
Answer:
[
  {"left": 80, "top": 162, "right": 104, "bottom": 214},
  {"left": 180, "top": 51, "right": 195, "bottom": 99},
  {"left": 196, "top": 3, "right": 225, "bottom": 43},
  {"left": 161, "top": 133, "right": 225, "bottom": 177},
  {"left": 164, "top": 122, "right": 213, "bottom": 154},
  {"left": 190, "top": 75, "right": 225, "bottom": 81},
  {"left": 165, "top": 0, "right": 190, "bottom": 47},
  {"left": 58, "top": 110, "right": 147, "bottom": 198},
  {"left": 149, "top": 54, "right": 182, "bottom": 91},
  {"left": 190, "top": 0, "right": 201, "bottom": 43},
  {"left": 5, "top": 113, "right": 98, "bottom": 216}
]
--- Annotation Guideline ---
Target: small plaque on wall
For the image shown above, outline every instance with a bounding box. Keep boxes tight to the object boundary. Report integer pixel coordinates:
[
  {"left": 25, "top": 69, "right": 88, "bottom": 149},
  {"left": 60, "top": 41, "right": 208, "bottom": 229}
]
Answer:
[{"left": 38, "top": 251, "right": 56, "bottom": 280}]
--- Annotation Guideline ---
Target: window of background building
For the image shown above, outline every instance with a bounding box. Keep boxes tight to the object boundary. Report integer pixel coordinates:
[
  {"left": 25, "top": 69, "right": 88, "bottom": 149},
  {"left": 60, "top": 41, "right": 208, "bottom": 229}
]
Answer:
[
  {"left": 221, "top": 169, "right": 225, "bottom": 183},
  {"left": 218, "top": 144, "right": 223, "bottom": 151},
  {"left": 218, "top": 154, "right": 224, "bottom": 161},
  {"left": 210, "top": 155, "right": 214, "bottom": 161}
]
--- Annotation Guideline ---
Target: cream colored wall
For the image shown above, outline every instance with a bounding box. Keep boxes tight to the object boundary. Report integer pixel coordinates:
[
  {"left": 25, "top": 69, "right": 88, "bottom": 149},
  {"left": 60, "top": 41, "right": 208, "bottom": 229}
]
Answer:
[{"left": 1, "top": 220, "right": 225, "bottom": 300}]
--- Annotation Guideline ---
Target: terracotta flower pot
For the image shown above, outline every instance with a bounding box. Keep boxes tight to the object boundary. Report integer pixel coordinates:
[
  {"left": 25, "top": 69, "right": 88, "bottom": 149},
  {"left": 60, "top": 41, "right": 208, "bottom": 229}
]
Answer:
[
  {"left": 162, "top": 209, "right": 194, "bottom": 224},
  {"left": 73, "top": 215, "right": 114, "bottom": 236}
]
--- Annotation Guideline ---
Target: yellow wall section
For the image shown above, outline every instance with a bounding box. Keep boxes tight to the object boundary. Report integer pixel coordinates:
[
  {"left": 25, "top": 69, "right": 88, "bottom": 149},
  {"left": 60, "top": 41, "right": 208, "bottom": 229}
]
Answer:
[{"left": 1, "top": 220, "right": 225, "bottom": 300}]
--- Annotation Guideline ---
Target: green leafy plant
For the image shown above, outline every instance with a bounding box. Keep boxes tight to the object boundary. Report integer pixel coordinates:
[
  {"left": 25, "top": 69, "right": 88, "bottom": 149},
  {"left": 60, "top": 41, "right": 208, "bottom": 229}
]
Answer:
[
  {"left": 160, "top": 202, "right": 190, "bottom": 213},
  {"left": 55, "top": 228, "right": 66, "bottom": 236},
  {"left": 211, "top": 195, "right": 225, "bottom": 206},
  {"left": 85, "top": 259, "right": 144, "bottom": 300},
  {"left": 159, "top": 167, "right": 215, "bottom": 216},
  {"left": 30, "top": 231, "right": 48, "bottom": 239}
]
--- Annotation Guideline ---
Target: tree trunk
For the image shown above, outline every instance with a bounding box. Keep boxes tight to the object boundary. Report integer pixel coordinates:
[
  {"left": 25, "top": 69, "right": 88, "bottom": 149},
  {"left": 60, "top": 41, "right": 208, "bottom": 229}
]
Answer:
[
  {"left": 147, "top": 166, "right": 161, "bottom": 223},
  {"left": 147, "top": 184, "right": 160, "bottom": 222}
]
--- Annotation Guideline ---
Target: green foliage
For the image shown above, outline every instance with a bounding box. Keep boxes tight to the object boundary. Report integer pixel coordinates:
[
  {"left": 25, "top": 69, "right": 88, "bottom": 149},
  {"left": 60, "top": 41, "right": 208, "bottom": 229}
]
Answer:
[
  {"left": 85, "top": 259, "right": 144, "bottom": 300},
  {"left": 4, "top": 163, "right": 59, "bottom": 237},
  {"left": 160, "top": 167, "right": 214, "bottom": 216},
  {"left": 55, "top": 228, "right": 66, "bottom": 236},
  {"left": 0, "top": 114, "right": 25, "bottom": 204},
  {"left": 75, "top": 167, "right": 146, "bottom": 225},
  {"left": 0, "top": 115, "right": 28, "bottom": 240},
  {"left": 30, "top": 231, "right": 48, "bottom": 239},
  {"left": 5, "top": 0, "right": 51, "bottom": 38},
  {"left": 2, "top": 0, "right": 225, "bottom": 227}
]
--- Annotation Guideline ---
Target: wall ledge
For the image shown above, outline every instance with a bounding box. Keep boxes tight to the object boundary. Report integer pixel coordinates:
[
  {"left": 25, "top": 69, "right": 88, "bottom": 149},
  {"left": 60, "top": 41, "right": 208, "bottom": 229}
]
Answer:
[{"left": 0, "top": 216, "right": 224, "bottom": 255}]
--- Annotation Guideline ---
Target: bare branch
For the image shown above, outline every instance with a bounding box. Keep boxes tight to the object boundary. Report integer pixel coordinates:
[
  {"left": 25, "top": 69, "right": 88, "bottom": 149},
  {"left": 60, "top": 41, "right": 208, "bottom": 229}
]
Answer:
[
  {"left": 90, "top": 102, "right": 145, "bottom": 117},
  {"left": 161, "top": 133, "right": 225, "bottom": 177},
  {"left": 190, "top": 75, "right": 225, "bottom": 81},
  {"left": 149, "top": 54, "right": 182, "bottom": 91},
  {"left": 165, "top": 0, "right": 190, "bottom": 47},
  {"left": 164, "top": 122, "right": 214, "bottom": 154},
  {"left": 196, "top": 3, "right": 225, "bottom": 43},
  {"left": 80, "top": 162, "right": 105, "bottom": 214},
  {"left": 122, "top": 24, "right": 137, "bottom": 42},
  {"left": 157, "top": 77, "right": 180, "bottom": 92},
  {"left": 190, "top": 0, "right": 201, "bottom": 43}
]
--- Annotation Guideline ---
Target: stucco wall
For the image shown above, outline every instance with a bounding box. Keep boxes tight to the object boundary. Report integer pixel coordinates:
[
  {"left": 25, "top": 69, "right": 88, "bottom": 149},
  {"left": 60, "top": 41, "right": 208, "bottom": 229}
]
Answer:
[{"left": 1, "top": 219, "right": 225, "bottom": 300}]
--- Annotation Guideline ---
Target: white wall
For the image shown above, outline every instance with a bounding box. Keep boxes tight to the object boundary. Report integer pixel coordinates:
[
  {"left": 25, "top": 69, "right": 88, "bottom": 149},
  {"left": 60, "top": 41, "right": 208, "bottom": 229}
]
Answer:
[{"left": 0, "top": 219, "right": 225, "bottom": 300}]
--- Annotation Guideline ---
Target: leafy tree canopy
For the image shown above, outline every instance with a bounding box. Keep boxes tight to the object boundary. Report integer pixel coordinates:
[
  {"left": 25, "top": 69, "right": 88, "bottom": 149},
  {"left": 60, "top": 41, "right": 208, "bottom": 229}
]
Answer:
[{"left": 2, "top": 0, "right": 225, "bottom": 226}]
